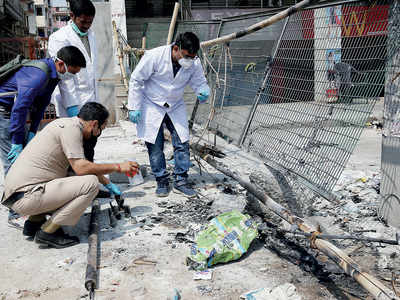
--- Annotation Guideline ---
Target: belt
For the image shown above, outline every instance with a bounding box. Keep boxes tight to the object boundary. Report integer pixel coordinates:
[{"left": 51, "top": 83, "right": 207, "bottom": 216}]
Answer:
[{"left": 1, "top": 192, "right": 25, "bottom": 209}]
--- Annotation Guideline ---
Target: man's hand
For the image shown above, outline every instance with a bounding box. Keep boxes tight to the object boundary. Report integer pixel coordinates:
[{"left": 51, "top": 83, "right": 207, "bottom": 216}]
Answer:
[
  {"left": 197, "top": 87, "right": 210, "bottom": 103},
  {"left": 104, "top": 182, "right": 122, "bottom": 196},
  {"left": 7, "top": 144, "right": 23, "bottom": 164},
  {"left": 118, "top": 161, "right": 139, "bottom": 173},
  {"left": 67, "top": 105, "right": 79, "bottom": 117},
  {"left": 27, "top": 132, "right": 35, "bottom": 144},
  {"left": 129, "top": 110, "right": 142, "bottom": 124}
]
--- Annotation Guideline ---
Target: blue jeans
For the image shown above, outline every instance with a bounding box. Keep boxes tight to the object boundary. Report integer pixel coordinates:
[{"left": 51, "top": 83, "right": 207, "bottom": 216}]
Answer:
[
  {"left": 145, "top": 114, "right": 190, "bottom": 184},
  {"left": 0, "top": 110, "right": 12, "bottom": 199}
]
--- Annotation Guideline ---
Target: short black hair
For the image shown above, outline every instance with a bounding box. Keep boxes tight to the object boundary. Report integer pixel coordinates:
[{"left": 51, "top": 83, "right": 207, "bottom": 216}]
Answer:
[
  {"left": 57, "top": 46, "right": 86, "bottom": 68},
  {"left": 175, "top": 32, "right": 200, "bottom": 55},
  {"left": 78, "top": 102, "right": 109, "bottom": 126},
  {"left": 70, "top": 0, "right": 96, "bottom": 17}
]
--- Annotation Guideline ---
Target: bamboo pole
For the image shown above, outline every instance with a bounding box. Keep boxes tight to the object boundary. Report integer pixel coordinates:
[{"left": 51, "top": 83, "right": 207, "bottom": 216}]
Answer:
[
  {"left": 142, "top": 23, "right": 148, "bottom": 49},
  {"left": 200, "top": 0, "right": 315, "bottom": 48},
  {"left": 112, "top": 20, "right": 129, "bottom": 91},
  {"left": 190, "top": 143, "right": 398, "bottom": 300},
  {"left": 167, "top": 2, "right": 180, "bottom": 45}
]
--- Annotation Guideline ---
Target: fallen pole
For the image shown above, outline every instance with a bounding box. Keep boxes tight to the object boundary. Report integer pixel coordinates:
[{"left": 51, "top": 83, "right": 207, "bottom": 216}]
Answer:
[
  {"left": 200, "top": 0, "right": 317, "bottom": 48},
  {"left": 280, "top": 229, "right": 399, "bottom": 246},
  {"left": 85, "top": 199, "right": 100, "bottom": 300},
  {"left": 190, "top": 143, "right": 398, "bottom": 300}
]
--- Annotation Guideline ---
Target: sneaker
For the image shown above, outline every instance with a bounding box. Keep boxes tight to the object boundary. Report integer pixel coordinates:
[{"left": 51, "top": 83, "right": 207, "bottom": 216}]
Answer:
[
  {"left": 23, "top": 219, "right": 46, "bottom": 238},
  {"left": 35, "top": 229, "right": 80, "bottom": 249},
  {"left": 173, "top": 182, "right": 196, "bottom": 198},
  {"left": 156, "top": 181, "right": 169, "bottom": 197}
]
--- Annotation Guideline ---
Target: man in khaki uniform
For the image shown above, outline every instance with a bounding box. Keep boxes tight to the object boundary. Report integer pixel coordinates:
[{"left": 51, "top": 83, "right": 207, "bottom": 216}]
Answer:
[{"left": 2, "top": 102, "right": 138, "bottom": 248}]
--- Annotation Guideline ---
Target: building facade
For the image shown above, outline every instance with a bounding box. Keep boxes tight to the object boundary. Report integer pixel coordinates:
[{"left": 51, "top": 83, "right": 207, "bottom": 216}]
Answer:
[{"left": 51, "top": 0, "right": 69, "bottom": 33}]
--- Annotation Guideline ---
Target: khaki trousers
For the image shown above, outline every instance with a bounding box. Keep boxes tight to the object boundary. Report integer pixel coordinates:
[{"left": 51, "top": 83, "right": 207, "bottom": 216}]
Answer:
[{"left": 12, "top": 175, "right": 99, "bottom": 226}]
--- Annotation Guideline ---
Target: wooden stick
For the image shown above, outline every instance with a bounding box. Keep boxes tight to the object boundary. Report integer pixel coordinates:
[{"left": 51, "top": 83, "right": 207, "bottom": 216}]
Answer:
[
  {"left": 167, "top": 2, "right": 180, "bottom": 45},
  {"left": 142, "top": 23, "right": 147, "bottom": 49},
  {"left": 200, "top": 0, "right": 315, "bottom": 48},
  {"left": 112, "top": 20, "right": 129, "bottom": 91},
  {"left": 190, "top": 143, "right": 398, "bottom": 300}
]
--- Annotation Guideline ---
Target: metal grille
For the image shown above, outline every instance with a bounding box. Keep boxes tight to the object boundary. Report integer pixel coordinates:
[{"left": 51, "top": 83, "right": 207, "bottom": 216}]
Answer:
[
  {"left": 242, "top": 3, "right": 387, "bottom": 193},
  {"left": 144, "top": 22, "right": 171, "bottom": 49}
]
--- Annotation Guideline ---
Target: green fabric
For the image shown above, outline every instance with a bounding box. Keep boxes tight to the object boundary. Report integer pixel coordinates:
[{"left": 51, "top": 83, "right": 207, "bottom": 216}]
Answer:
[
  {"left": 0, "top": 55, "right": 50, "bottom": 85},
  {"left": 186, "top": 210, "right": 258, "bottom": 270}
]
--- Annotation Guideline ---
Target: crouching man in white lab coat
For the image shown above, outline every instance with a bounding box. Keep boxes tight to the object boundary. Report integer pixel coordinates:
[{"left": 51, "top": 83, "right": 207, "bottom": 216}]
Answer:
[{"left": 128, "top": 32, "right": 210, "bottom": 198}]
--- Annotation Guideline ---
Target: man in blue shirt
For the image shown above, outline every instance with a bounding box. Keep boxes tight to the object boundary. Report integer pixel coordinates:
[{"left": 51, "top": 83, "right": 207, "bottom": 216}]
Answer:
[{"left": 0, "top": 45, "right": 86, "bottom": 205}]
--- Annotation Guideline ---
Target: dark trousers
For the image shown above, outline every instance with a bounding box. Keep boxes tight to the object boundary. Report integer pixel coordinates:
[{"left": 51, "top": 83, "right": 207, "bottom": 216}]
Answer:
[{"left": 145, "top": 114, "right": 190, "bottom": 184}]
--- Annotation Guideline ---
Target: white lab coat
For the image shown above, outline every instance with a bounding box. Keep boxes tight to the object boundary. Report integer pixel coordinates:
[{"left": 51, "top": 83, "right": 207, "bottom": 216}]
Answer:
[
  {"left": 128, "top": 45, "right": 208, "bottom": 144},
  {"left": 48, "top": 21, "right": 98, "bottom": 117}
]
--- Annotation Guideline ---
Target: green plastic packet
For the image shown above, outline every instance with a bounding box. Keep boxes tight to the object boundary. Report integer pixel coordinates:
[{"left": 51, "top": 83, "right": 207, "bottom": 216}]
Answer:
[{"left": 186, "top": 210, "right": 258, "bottom": 270}]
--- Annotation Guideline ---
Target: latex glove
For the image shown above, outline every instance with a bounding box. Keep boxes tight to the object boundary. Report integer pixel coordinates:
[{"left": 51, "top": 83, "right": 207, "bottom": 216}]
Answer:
[
  {"left": 197, "top": 87, "right": 210, "bottom": 103},
  {"left": 129, "top": 110, "right": 142, "bottom": 124},
  {"left": 104, "top": 182, "right": 122, "bottom": 196},
  {"left": 66, "top": 105, "right": 79, "bottom": 117},
  {"left": 27, "top": 132, "right": 35, "bottom": 144},
  {"left": 7, "top": 144, "right": 23, "bottom": 164}
]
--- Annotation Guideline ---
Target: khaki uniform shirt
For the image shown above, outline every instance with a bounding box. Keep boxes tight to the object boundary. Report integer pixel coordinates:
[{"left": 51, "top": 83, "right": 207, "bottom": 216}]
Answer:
[{"left": 3, "top": 117, "right": 85, "bottom": 200}]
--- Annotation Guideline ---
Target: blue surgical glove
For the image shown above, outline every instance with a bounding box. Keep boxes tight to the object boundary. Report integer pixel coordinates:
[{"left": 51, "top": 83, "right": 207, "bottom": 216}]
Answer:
[
  {"left": 197, "top": 87, "right": 210, "bottom": 103},
  {"left": 105, "top": 183, "right": 122, "bottom": 196},
  {"left": 7, "top": 144, "right": 23, "bottom": 164},
  {"left": 66, "top": 105, "right": 79, "bottom": 117},
  {"left": 129, "top": 110, "right": 142, "bottom": 124},
  {"left": 27, "top": 132, "right": 35, "bottom": 144}
]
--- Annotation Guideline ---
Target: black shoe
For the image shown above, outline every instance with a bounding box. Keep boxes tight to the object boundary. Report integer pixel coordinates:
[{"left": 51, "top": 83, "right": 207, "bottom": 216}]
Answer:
[
  {"left": 96, "top": 190, "right": 111, "bottom": 198},
  {"left": 156, "top": 181, "right": 170, "bottom": 197},
  {"left": 23, "top": 219, "right": 46, "bottom": 238},
  {"left": 173, "top": 181, "right": 196, "bottom": 198},
  {"left": 35, "top": 229, "right": 80, "bottom": 249}
]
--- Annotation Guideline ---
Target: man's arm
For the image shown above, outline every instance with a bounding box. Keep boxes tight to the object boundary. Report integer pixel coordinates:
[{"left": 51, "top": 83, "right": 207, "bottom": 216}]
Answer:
[
  {"left": 127, "top": 51, "right": 156, "bottom": 111},
  {"left": 68, "top": 159, "right": 139, "bottom": 176},
  {"left": 29, "top": 85, "right": 55, "bottom": 134},
  {"left": 10, "top": 68, "right": 48, "bottom": 144},
  {"left": 188, "top": 59, "right": 209, "bottom": 95}
]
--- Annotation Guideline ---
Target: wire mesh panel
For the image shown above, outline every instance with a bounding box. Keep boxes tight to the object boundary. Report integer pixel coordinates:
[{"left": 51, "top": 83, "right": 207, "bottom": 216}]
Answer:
[
  {"left": 242, "top": 3, "right": 388, "bottom": 194},
  {"left": 198, "top": 12, "right": 285, "bottom": 143},
  {"left": 144, "top": 22, "right": 171, "bottom": 49}
]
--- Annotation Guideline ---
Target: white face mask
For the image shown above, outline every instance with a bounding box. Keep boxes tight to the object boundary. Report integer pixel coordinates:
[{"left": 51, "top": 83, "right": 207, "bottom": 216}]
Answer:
[
  {"left": 178, "top": 57, "right": 194, "bottom": 69},
  {"left": 56, "top": 57, "right": 75, "bottom": 80}
]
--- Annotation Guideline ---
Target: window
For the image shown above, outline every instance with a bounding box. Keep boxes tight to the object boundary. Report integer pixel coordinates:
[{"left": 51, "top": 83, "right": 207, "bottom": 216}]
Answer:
[{"left": 36, "top": 6, "right": 43, "bottom": 16}]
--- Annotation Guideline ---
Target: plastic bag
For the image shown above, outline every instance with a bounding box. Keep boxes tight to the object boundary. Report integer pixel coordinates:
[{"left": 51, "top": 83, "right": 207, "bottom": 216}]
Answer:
[{"left": 186, "top": 210, "right": 258, "bottom": 270}]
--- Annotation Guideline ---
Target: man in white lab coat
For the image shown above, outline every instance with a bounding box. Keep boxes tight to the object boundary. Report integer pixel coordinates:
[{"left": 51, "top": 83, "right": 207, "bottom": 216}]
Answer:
[
  {"left": 128, "top": 32, "right": 210, "bottom": 198},
  {"left": 48, "top": 0, "right": 97, "bottom": 118},
  {"left": 48, "top": 0, "right": 121, "bottom": 198}
]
